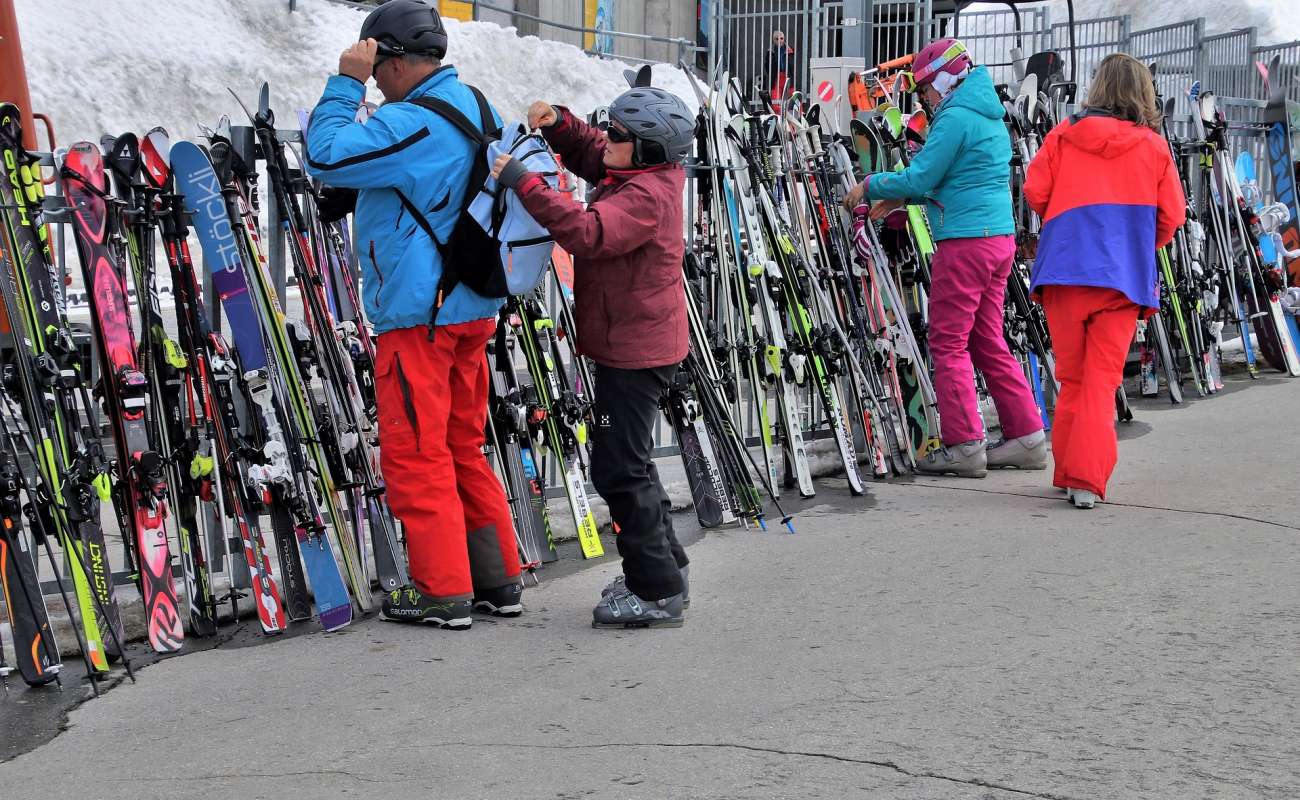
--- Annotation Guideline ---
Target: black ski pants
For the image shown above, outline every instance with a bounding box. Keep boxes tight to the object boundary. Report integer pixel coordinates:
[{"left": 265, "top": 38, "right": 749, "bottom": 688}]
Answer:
[{"left": 591, "top": 363, "right": 688, "bottom": 601}]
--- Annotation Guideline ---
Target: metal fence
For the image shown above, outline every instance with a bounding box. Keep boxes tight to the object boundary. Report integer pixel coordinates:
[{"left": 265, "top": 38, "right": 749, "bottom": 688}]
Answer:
[
  {"left": 1049, "top": 15, "right": 1127, "bottom": 90},
  {"left": 1129, "top": 19, "right": 1204, "bottom": 137},
  {"left": 869, "top": 0, "right": 937, "bottom": 67},
  {"left": 1202, "top": 29, "right": 1257, "bottom": 101},
  {"left": 1253, "top": 40, "right": 1300, "bottom": 102},
  {"left": 707, "top": 0, "right": 836, "bottom": 101},
  {"left": 945, "top": 6, "right": 1051, "bottom": 87}
]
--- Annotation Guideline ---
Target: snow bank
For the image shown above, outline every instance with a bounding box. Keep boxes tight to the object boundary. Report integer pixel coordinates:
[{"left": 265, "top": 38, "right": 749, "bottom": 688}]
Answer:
[{"left": 15, "top": 0, "right": 697, "bottom": 147}]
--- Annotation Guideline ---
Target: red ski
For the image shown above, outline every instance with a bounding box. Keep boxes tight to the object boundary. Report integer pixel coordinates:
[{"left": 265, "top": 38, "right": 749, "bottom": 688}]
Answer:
[{"left": 60, "top": 142, "right": 184, "bottom": 653}]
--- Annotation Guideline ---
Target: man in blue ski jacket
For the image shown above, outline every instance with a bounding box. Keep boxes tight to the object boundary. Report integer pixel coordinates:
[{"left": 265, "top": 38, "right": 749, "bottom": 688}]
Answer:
[{"left": 305, "top": 0, "right": 523, "bottom": 628}]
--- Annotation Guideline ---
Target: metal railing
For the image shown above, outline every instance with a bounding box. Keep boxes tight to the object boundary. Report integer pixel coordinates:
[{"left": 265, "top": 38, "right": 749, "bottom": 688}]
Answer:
[{"left": 468, "top": 0, "right": 699, "bottom": 66}]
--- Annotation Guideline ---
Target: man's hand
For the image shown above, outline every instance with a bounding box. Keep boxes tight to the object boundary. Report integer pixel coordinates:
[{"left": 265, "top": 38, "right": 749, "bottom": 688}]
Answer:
[
  {"left": 340, "top": 39, "right": 379, "bottom": 83},
  {"left": 869, "top": 198, "right": 905, "bottom": 220},
  {"left": 842, "top": 181, "right": 866, "bottom": 211},
  {"left": 527, "top": 101, "right": 559, "bottom": 130}
]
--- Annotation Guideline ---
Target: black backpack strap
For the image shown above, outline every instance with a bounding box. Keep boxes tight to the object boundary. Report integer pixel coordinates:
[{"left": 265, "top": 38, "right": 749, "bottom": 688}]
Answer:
[
  {"left": 405, "top": 86, "right": 500, "bottom": 339},
  {"left": 408, "top": 95, "right": 486, "bottom": 143}
]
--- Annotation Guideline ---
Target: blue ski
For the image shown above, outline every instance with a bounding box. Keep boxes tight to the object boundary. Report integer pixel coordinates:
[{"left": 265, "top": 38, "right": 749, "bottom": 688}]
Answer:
[{"left": 171, "top": 140, "right": 353, "bottom": 631}]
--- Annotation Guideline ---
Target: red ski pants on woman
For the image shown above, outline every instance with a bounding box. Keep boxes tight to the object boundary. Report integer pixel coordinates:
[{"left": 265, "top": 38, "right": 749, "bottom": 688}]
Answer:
[
  {"left": 928, "top": 235, "right": 1043, "bottom": 445},
  {"left": 1041, "top": 285, "right": 1140, "bottom": 499},
  {"left": 376, "top": 320, "right": 520, "bottom": 601}
]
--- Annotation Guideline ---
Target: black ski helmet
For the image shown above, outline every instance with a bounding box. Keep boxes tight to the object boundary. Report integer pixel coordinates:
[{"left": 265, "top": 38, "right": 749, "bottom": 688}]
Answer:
[
  {"left": 608, "top": 87, "right": 695, "bottom": 167},
  {"left": 360, "top": 0, "right": 448, "bottom": 60}
]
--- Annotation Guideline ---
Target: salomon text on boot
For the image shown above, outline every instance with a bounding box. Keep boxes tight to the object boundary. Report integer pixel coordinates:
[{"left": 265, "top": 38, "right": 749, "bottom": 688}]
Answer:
[{"left": 380, "top": 586, "right": 473, "bottom": 629}]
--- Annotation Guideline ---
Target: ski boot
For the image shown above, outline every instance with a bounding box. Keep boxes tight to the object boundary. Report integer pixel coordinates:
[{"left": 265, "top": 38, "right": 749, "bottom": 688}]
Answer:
[
  {"left": 473, "top": 581, "right": 524, "bottom": 617},
  {"left": 1068, "top": 488, "right": 1098, "bottom": 509},
  {"left": 915, "top": 439, "right": 987, "bottom": 478},
  {"left": 380, "top": 586, "right": 472, "bottom": 629},
  {"left": 986, "top": 430, "right": 1048, "bottom": 470},
  {"left": 593, "top": 585, "right": 684, "bottom": 629},
  {"left": 603, "top": 564, "right": 690, "bottom": 609}
]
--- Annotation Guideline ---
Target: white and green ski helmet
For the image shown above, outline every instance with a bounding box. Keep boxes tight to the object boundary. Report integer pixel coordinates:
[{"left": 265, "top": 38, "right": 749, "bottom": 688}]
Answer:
[
  {"left": 360, "top": 0, "right": 449, "bottom": 60},
  {"left": 608, "top": 86, "right": 696, "bottom": 167}
]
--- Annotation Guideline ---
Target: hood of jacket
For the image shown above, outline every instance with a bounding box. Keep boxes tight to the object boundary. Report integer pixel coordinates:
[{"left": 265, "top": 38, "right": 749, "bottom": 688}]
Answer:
[
  {"left": 939, "top": 65, "right": 1005, "bottom": 121},
  {"left": 1058, "top": 108, "right": 1152, "bottom": 157}
]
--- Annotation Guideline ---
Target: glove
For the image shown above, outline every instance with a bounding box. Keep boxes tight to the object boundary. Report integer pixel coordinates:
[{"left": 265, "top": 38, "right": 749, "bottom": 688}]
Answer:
[
  {"left": 317, "top": 185, "right": 359, "bottom": 224},
  {"left": 495, "top": 156, "right": 531, "bottom": 191}
]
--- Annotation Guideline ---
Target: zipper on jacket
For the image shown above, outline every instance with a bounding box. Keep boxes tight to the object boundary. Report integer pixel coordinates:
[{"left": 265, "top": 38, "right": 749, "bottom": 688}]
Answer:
[
  {"left": 393, "top": 352, "right": 421, "bottom": 449},
  {"left": 369, "top": 240, "right": 382, "bottom": 287}
]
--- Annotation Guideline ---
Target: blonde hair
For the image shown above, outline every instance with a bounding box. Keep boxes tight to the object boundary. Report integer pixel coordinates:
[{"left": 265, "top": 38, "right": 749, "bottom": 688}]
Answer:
[{"left": 1084, "top": 53, "right": 1162, "bottom": 130}]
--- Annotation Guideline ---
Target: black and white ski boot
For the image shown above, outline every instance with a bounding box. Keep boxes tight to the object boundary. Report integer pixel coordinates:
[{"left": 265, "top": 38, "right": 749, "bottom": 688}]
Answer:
[
  {"left": 602, "top": 564, "right": 690, "bottom": 609},
  {"left": 592, "top": 585, "right": 684, "bottom": 629},
  {"left": 380, "top": 586, "right": 472, "bottom": 629},
  {"left": 473, "top": 581, "right": 524, "bottom": 617}
]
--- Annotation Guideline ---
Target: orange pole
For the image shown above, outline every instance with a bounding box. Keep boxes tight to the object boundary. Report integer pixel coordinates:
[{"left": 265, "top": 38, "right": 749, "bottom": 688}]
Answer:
[{"left": 0, "top": 0, "right": 36, "bottom": 148}]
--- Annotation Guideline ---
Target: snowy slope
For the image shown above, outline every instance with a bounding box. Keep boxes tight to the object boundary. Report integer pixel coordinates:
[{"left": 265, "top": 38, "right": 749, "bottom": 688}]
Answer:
[
  {"left": 1060, "top": 0, "right": 1299, "bottom": 43},
  {"left": 14, "top": 0, "right": 696, "bottom": 147},
  {"left": 971, "top": 0, "right": 1300, "bottom": 44}
]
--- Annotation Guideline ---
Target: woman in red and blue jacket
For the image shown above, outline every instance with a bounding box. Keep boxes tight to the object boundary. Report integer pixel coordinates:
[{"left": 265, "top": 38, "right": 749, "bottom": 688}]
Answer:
[{"left": 1024, "top": 53, "right": 1187, "bottom": 509}]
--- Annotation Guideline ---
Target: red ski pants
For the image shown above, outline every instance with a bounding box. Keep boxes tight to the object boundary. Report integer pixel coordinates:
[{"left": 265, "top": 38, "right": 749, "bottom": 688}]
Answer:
[
  {"left": 1041, "top": 285, "right": 1140, "bottom": 499},
  {"left": 376, "top": 320, "right": 520, "bottom": 600},
  {"left": 928, "top": 235, "right": 1043, "bottom": 445}
]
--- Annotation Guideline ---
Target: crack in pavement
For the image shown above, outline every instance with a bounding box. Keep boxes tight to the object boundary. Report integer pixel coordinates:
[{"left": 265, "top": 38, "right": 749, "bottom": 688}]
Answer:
[
  {"left": 434, "top": 740, "right": 1085, "bottom": 799},
  {"left": 97, "top": 770, "right": 395, "bottom": 784},
  {"left": 892, "top": 480, "right": 1300, "bottom": 532}
]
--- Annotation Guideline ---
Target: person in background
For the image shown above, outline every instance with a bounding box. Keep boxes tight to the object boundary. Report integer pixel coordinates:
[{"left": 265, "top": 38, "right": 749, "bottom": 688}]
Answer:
[
  {"left": 848, "top": 70, "right": 872, "bottom": 114},
  {"left": 764, "top": 30, "right": 795, "bottom": 111},
  {"left": 490, "top": 78, "right": 697, "bottom": 628},
  {"left": 1024, "top": 53, "right": 1186, "bottom": 508},
  {"left": 843, "top": 38, "right": 1047, "bottom": 478}
]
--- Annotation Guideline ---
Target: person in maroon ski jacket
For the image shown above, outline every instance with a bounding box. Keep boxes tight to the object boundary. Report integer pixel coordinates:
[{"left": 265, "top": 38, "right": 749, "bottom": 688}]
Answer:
[{"left": 491, "top": 81, "right": 697, "bottom": 627}]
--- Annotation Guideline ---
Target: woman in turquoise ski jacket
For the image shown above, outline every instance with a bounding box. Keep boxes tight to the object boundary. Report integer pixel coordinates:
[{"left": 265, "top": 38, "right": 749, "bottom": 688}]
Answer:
[{"left": 845, "top": 38, "right": 1046, "bottom": 478}]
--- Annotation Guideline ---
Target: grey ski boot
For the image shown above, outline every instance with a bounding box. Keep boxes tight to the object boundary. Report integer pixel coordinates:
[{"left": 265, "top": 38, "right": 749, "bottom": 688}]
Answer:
[
  {"left": 592, "top": 585, "right": 684, "bottom": 628},
  {"left": 1068, "top": 488, "right": 1098, "bottom": 509},
  {"left": 986, "top": 430, "right": 1048, "bottom": 470},
  {"left": 915, "top": 439, "right": 988, "bottom": 478},
  {"left": 602, "top": 564, "right": 690, "bottom": 609}
]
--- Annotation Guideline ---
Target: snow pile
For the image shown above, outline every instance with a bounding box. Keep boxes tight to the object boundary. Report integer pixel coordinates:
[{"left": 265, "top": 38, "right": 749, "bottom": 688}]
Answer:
[{"left": 15, "top": 0, "right": 696, "bottom": 147}]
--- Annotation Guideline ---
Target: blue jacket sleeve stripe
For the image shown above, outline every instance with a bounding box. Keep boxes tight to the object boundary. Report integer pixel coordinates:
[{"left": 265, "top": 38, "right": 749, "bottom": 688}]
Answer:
[{"left": 306, "top": 126, "right": 430, "bottom": 172}]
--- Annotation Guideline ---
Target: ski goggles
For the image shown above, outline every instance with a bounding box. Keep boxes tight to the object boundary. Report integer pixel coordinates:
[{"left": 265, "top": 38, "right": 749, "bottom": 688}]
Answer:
[
  {"left": 912, "top": 41, "right": 969, "bottom": 86},
  {"left": 588, "top": 107, "right": 635, "bottom": 143}
]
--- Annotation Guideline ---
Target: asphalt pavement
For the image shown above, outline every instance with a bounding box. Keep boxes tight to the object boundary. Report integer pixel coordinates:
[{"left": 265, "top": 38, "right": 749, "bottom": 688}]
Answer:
[{"left": 0, "top": 372, "right": 1296, "bottom": 799}]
